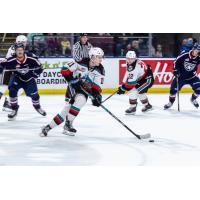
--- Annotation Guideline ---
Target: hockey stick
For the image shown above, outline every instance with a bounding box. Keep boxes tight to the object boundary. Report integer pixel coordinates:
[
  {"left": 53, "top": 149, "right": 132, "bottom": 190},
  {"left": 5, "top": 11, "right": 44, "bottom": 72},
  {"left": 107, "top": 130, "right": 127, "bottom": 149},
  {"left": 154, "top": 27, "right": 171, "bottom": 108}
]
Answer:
[
  {"left": 176, "top": 77, "right": 180, "bottom": 112},
  {"left": 81, "top": 87, "right": 151, "bottom": 140},
  {"left": 102, "top": 90, "right": 118, "bottom": 104},
  {"left": 3, "top": 67, "right": 42, "bottom": 72}
]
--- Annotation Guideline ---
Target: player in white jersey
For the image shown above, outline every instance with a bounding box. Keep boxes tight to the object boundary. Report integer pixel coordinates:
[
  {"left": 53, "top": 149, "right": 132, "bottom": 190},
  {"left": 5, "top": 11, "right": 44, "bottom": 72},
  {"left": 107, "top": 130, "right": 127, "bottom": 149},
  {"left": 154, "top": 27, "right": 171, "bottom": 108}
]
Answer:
[
  {"left": 6, "top": 35, "right": 28, "bottom": 58},
  {"left": 117, "top": 51, "right": 154, "bottom": 115},
  {"left": 40, "top": 47, "right": 105, "bottom": 137},
  {"left": 0, "top": 35, "right": 28, "bottom": 110}
]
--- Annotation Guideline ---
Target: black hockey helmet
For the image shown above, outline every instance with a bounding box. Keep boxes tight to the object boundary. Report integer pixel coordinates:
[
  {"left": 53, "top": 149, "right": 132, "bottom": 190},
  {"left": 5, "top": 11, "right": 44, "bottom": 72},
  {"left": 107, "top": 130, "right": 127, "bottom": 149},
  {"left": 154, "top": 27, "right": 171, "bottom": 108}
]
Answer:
[{"left": 14, "top": 42, "right": 25, "bottom": 50}]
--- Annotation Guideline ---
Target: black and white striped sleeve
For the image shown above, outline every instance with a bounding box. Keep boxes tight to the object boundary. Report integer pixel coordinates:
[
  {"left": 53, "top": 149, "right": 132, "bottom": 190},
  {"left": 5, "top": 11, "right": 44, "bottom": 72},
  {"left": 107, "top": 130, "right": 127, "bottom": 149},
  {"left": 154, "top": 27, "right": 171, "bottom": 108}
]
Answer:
[{"left": 72, "top": 42, "right": 82, "bottom": 62}]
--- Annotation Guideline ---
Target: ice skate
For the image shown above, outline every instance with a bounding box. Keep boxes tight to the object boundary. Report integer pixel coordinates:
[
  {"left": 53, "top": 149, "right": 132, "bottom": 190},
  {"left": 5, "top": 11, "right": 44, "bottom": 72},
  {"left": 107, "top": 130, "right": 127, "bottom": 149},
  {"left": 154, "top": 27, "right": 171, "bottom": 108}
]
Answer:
[
  {"left": 34, "top": 106, "right": 47, "bottom": 116},
  {"left": 2, "top": 97, "right": 12, "bottom": 112},
  {"left": 63, "top": 120, "right": 77, "bottom": 136},
  {"left": 40, "top": 125, "right": 51, "bottom": 137},
  {"left": 164, "top": 102, "right": 173, "bottom": 110},
  {"left": 125, "top": 107, "right": 136, "bottom": 115},
  {"left": 142, "top": 103, "right": 153, "bottom": 112},
  {"left": 8, "top": 106, "right": 19, "bottom": 121},
  {"left": 190, "top": 97, "right": 199, "bottom": 109}
]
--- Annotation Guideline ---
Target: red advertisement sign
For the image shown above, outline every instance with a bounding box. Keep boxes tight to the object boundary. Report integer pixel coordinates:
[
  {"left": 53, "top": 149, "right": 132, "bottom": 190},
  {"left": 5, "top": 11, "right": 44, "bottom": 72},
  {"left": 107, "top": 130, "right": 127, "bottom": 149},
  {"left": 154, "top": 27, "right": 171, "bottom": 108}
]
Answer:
[{"left": 119, "top": 58, "right": 200, "bottom": 85}]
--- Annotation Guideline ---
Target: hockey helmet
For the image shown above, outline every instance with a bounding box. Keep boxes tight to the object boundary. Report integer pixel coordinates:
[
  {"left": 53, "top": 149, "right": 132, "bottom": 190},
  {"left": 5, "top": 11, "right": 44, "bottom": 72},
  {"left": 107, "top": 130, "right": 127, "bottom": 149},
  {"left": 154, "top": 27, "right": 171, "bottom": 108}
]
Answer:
[
  {"left": 126, "top": 51, "right": 137, "bottom": 59},
  {"left": 16, "top": 35, "right": 28, "bottom": 43},
  {"left": 89, "top": 47, "right": 104, "bottom": 59}
]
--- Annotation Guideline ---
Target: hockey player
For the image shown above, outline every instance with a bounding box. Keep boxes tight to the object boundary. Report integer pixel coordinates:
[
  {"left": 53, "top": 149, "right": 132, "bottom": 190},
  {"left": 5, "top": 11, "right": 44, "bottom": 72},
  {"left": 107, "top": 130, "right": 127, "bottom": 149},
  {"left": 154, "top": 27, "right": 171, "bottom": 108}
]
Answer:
[
  {"left": 6, "top": 35, "right": 28, "bottom": 58},
  {"left": 65, "top": 33, "right": 93, "bottom": 102},
  {"left": 164, "top": 43, "right": 200, "bottom": 109},
  {"left": 117, "top": 51, "right": 154, "bottom": 115},
  {"left": 40, "top": 47, "right": 105, "bottom": 137},
  {"left": 0, "top": 43, "right": 46, "bottom": 120},
  {"left": 0, "top": 35, "right": 29, "bottom": 111}
]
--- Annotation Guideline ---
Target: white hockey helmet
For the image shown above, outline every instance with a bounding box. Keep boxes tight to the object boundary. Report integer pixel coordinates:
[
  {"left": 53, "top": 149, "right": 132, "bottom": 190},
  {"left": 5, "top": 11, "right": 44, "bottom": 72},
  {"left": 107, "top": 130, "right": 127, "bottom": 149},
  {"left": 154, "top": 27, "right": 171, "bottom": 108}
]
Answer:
[
  {"left": 126, "top": 51, "right": 137, "bottom": 59},
  {"left": 16, "top": 35, "right": 28, "bottom": 43},
  {"left": 89, "top": 47, "right": 104, "bottom": 59}
]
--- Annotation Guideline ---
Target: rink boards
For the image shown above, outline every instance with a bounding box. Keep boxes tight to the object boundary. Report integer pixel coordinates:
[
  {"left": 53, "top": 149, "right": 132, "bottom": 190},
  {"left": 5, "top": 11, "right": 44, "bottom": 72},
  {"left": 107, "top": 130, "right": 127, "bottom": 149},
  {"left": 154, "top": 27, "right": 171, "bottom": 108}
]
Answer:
[{"left": 1, "top": 57, "right": 200, "bottom": 94}]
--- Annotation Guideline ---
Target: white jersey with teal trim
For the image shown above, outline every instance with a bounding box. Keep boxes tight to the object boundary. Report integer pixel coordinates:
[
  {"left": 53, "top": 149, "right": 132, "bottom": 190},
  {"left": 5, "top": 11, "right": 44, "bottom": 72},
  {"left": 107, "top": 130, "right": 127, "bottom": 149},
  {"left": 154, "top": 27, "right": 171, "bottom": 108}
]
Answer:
[
  {"left": 6, "top": 45, "right": 15, "bottom": 59},
  {"left": 63, "top": 60, "right": 105, "bottom": 92},
  {"left": 123, "top": 59, "right": 147, "bottom": 84}
]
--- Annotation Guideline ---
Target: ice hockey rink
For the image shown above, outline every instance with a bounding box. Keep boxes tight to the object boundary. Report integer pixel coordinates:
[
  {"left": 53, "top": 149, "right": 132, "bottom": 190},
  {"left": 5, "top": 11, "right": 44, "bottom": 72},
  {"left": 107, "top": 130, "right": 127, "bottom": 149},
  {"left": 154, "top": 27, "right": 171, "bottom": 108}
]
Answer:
[{"left": 0, "top": 93, "right": 200, "bottom": 166}]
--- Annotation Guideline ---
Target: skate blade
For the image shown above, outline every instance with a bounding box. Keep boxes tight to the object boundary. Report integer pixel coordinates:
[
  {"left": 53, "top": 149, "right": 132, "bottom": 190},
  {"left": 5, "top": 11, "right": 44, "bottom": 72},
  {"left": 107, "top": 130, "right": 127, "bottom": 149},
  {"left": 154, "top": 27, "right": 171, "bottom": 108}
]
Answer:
[
  {"left": 8, "top": 117, "right": 16, "bottom": 121},
  {"left": 191, "top": 103, "right": 199, "bottom": 109},
  {"left": 164, "top": 107, "right": 171, "bottom": 110},
  {"left": 2, "top": 107, "right": 12, "bottom": 112},
  {"left": 62, "top": 130, "right": 75, "bottom": 136},
  {"left": 142, "top": 108, "right": 153, "bottom": 113},
  {"left": 40, "top": 133, "right": 47, "bottom": 137},
  {"left": 37, "top": 111, "right": 47, "bottom": 116},
  {"left": 125, "top": 112, "right": 136, "bottom": 115}
]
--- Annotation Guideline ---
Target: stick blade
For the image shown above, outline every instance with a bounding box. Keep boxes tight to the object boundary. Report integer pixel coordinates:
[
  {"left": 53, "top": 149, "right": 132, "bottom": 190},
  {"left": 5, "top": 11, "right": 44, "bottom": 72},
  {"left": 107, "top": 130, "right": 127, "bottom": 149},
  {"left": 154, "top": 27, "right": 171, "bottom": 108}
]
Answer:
[{"left": 139, "top": 133, "right": 151, "bottom": 139}]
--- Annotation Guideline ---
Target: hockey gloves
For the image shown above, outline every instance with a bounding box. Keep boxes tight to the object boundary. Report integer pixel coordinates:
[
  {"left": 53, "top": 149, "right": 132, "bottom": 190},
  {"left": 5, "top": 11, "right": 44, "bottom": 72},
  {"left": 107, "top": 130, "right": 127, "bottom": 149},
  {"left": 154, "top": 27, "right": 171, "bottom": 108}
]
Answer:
[
  {"left": 92, "top": 94, "right": 102, "bottom": 107},
  {"left": 91, "top": 89, "right": 102, "bottom": 107},
  {"left": 117, "top": 86, "right": 126, "bottom": 95}
]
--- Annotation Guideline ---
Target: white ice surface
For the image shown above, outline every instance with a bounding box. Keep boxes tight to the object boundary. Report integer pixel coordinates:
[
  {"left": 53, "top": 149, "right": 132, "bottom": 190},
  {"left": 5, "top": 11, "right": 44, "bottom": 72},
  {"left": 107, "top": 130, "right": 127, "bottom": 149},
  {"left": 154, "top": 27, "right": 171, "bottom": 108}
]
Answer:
[{"left": 0, "top": 94, "right": 200, "bottom": 166}]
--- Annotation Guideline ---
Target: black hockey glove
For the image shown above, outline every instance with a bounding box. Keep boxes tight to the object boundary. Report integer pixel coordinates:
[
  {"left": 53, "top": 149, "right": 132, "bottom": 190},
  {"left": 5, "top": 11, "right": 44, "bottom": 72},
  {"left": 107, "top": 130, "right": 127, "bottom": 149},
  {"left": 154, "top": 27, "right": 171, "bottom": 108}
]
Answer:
[
  {"left": 173, "top": 69, "right": 180, "bottom": 78},
  {"left": 92, "top": 94, "right": 102, "bottom": 107},
  {"left": 91, "top": 89, "right": 102, "bottom": 107},
  {"left": 117, "top": 86, "right": 126, "bottom": 95}
]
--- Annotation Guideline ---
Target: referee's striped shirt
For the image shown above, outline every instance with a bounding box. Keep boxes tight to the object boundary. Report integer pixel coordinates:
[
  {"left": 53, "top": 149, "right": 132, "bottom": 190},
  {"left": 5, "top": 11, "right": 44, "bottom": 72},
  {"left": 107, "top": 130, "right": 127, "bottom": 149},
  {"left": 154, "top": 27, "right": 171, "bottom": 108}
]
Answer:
[{"left": 72, "top": 41, "right": 93, "bottom": 62}]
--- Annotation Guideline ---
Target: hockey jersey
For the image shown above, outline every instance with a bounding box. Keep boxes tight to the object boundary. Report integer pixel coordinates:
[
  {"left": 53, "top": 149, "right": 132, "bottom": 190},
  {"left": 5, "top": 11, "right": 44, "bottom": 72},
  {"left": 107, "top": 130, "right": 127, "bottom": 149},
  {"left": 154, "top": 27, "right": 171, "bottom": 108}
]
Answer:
[
  {"left": 61, "top": 58, "right": 105, "bottom": 95},
  {"left": 122, "top": 59, "right": 153, "bottom": 91},
  {"left": 174, "top": 50, "right": 200, "bottom": 80},
  {"left": 0, "top": 54, "right": 43, "bottom": 82}
]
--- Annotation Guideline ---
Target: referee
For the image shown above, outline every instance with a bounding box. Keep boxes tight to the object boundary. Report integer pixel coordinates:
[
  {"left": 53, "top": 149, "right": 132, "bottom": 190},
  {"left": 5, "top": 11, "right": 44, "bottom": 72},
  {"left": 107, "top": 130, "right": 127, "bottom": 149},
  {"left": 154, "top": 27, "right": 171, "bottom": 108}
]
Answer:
[{"left": 72, "top": 33, "right": 93, "bottom": 63}]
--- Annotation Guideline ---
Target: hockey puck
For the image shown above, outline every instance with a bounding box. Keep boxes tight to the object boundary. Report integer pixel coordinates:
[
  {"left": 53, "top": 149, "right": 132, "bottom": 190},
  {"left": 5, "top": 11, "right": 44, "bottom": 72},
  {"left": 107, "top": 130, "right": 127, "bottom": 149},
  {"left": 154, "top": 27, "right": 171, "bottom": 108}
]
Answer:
[{"left": 149, "top": 139, "right": 155, "bottom": 143}]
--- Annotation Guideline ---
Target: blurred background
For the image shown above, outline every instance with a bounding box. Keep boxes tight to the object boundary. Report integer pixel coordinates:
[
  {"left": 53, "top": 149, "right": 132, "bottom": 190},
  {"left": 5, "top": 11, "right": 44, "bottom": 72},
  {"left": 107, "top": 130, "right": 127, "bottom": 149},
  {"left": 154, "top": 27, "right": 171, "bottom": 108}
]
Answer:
[{"left": 0, "top": 33, "right": 200, "bottom": 58}]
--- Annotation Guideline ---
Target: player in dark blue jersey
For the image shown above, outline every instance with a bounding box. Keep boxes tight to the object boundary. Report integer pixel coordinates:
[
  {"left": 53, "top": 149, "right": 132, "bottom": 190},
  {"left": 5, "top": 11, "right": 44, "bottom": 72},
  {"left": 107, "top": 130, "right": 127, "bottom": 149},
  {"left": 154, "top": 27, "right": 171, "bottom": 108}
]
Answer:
[
  {"left": 1, "top": 35, "right": 38, "bottom": 111},
  {"left": 0, "top": 43, "right": 46, "bottom": 120},
  {"left": 164, "top": 43, "right": 200, "bottom": 110}
]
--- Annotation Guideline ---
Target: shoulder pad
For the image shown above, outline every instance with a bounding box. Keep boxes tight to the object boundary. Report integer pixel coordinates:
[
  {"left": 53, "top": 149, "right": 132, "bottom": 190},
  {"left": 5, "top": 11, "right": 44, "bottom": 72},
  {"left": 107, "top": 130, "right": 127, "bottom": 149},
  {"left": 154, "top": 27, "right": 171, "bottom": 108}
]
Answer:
[{"left": 11, "top": 45, "right": 15, "bottom": 50}]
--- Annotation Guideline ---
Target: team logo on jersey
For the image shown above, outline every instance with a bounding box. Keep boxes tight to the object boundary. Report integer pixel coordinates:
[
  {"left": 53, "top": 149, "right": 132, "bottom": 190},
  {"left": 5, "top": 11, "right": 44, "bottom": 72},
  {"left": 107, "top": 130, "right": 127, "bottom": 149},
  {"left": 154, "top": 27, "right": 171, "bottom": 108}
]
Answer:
[
  {"left": 184, "top": 61, "right": 196, "bottom": 71},
  {"left": 20, "top": 68, "right": 29, "bottom": 75},
  {"left": 127, "top": 65, "right": 134, "bottom": 72},
  {"left": 16, "top": 64, "right": 29, "bottom": 75}
]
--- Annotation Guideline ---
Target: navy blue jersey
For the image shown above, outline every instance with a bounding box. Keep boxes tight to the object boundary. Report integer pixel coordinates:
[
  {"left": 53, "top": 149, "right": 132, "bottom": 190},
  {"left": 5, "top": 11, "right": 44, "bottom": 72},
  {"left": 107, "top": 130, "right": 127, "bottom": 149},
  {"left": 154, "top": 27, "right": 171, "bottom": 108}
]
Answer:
[
  {"left": 0, "top": 54, "right": 43, "bottom": 82},
  {"left": 174, "top": 51, "right": 200, "bottom": 80}
]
